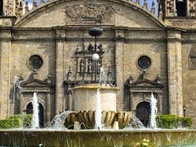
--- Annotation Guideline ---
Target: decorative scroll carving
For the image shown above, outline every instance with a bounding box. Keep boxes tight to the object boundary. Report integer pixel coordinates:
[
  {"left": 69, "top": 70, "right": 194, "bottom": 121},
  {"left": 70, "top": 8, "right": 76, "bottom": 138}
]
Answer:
[{"left": 65, "top": 4, "right": 115, "bottom": 22}]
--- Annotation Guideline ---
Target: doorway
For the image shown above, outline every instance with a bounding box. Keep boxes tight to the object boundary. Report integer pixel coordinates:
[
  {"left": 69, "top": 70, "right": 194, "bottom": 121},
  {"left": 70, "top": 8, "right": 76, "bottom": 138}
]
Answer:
[
  {"left": 26, "top": 102, "right": 44, "bottom": 127},
  {"left": 136, "top": 101, "right": 150, "bottom": 127}
]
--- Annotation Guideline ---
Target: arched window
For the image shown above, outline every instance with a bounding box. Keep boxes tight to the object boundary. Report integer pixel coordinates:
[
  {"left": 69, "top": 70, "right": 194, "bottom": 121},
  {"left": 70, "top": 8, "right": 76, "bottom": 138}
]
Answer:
[{"left": 176, "top": 0, "right": 186, "bottom": 17}]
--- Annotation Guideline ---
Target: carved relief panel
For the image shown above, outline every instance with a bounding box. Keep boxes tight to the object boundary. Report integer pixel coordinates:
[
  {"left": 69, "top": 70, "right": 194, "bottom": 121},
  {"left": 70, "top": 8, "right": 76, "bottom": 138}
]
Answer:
[{"left": 65, "top": 4, "right": 115, "bottom": 24}]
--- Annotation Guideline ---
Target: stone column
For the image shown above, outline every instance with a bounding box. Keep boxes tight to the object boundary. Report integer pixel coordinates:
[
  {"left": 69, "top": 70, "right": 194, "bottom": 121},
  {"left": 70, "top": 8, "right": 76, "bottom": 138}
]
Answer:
[
  {"left": 55, "top": 30, "right": 65, "bottom": 114},
  {"left": 167, "top": 29, "right": 183, "bottom": 116},
  {"left": 0, "top": 29, "right": 12, "bottom": 119},
  {"left": 114, "top": 29, "right": 125, "bottom": 110}
]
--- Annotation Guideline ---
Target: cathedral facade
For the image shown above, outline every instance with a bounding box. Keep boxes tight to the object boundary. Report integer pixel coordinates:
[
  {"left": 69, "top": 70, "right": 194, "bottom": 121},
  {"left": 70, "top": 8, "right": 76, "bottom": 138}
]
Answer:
[{"left": 0, "top": 0, "right": 196, "bottom": 127}]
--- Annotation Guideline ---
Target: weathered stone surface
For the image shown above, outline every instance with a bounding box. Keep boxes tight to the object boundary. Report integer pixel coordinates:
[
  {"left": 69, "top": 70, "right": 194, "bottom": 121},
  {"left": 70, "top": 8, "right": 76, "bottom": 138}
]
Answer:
[{"left": 1, "top": 0, "right": 196, "bottom": 128}]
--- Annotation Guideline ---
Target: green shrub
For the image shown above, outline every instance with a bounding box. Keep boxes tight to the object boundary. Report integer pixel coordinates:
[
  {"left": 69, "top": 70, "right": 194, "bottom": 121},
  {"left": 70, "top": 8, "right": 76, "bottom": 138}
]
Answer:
[
  {"left": 177, "top": 116, "right": 192, "bottom": 128},
  {"left": 23, "top": 114, "right": 32, "bottom": 128},
  {"left": 156, "top": 115, "right": 192, "bottom": 129},
  {"left": 0, "top": 114, "right": 32, "bottom": 129}
]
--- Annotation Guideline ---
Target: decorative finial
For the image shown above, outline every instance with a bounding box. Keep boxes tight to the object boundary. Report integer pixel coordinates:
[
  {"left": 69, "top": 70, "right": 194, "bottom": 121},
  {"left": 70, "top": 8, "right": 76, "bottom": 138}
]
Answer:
[
  {"left": 25, "top": 1, "right": 30, "bottom": 13},
  {"left": 151, "top": 1, "right": 155, "bottom": 15},
  {"left": 33, "top": 0, "right": 38, "bottom": 8}
]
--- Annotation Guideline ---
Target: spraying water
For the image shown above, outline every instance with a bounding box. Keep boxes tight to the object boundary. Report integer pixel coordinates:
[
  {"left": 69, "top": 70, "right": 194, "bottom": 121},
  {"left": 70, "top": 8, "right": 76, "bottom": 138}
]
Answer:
[
  {"left": 95, "top": 88, "right": 102, "bottom": 129},
  {"left": 95, "top": 67, "right": 106, "bottom": 129},
  {"left": 150, "top": 92, "right": 158, "bottom": 129},
  {"left": 50, "top": 111, "right": 73, "bottom": 129},
  {"left": 31, "top": 92, "right": 39, "bottom": 129}
]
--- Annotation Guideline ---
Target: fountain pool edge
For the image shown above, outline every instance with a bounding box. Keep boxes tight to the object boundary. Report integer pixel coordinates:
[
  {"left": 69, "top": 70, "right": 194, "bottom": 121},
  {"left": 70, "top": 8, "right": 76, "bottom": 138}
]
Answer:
[{"left": 1, "top": 129, "right": 196, "bottom": 146}]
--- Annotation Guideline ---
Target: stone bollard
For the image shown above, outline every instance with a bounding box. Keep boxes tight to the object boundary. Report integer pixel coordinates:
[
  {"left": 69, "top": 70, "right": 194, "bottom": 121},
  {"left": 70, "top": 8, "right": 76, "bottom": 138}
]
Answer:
[
  {"left": 112, "top": 121, "right": 119, "bottom": 129},
  {"left": 74, "top": 121, "right": 81, "bottom": 130}
]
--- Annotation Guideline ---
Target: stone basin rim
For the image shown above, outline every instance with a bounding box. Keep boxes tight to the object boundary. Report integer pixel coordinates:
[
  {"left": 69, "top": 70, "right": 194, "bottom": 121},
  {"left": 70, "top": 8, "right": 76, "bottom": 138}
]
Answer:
[{"left": 1, "top": 129, "right": 195, "bottom": 133}]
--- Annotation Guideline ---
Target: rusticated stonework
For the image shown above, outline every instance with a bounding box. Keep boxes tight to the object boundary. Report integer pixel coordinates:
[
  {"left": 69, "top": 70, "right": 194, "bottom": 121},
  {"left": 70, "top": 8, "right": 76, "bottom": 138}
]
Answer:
[{"left": 65, "top": 4, "right": 115, "bottom": 22}]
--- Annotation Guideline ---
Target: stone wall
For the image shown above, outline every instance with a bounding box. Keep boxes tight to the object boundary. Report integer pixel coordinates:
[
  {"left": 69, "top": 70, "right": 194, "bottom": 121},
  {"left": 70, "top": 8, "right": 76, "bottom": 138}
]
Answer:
[{"left": 1, "top": 0, "right": 196, "bottom": 127}]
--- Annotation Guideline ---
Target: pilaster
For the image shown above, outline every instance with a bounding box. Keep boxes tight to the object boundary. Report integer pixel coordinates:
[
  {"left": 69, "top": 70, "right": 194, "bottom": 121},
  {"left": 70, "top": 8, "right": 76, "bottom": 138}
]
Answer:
[
  {"left": 55, "top": 30, "right": 65, "bottom": 114},
  {"left": 114, "top": 29, "right": 125, "bottom": 110},
  {"left": 0, "top": 29, "right": 12, "bottom": 118},
  {"left": 167, "top": 29, "right": 183, "bottom": 116}
]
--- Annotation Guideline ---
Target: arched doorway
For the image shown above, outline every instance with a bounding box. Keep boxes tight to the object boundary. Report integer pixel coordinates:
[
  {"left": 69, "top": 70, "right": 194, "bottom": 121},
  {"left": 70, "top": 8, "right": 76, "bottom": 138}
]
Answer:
[
  {"left": 136, "top": 101, "right": 150, "bottom": 127},
  {"left": 26, "top": 102, "right": 44, "bottom": 127}
]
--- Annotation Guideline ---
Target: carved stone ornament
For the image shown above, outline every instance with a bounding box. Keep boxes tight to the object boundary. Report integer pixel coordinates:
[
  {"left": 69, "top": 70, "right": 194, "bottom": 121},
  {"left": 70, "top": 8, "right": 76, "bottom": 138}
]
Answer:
[
  {"left": 5, "top": 0, "right": 13, "bottom": 16},
  {"left": 65, "top": 4, "right": 115, "bottom": 22},
  {"left": 170, "top": 20, "right": 196, "bottom": 27}
]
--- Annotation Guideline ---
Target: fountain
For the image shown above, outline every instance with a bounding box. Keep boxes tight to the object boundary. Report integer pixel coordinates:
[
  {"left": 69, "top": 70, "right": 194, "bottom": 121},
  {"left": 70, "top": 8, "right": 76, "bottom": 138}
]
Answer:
[
  {"left": 1, "top": 28, "right": 196, "bottom": 147},
  {"left": 150, "top": 92, "right": 157, "bottom": 129},
  {"left": 31, "top": 92, "right": 39, "bottom": 129},
  {"left": 1, "top": 83, "right": 196, "bottom": 146}
]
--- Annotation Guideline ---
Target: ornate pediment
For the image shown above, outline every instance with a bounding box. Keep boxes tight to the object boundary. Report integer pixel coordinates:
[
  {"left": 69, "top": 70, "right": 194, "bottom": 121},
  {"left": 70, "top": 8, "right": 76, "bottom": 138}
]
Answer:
[
  {"left": 125, "top": 79, "right": 164, "bottom": 88},
  {"left": 20, "top": 79, "right": 53, "bottom": 87}
]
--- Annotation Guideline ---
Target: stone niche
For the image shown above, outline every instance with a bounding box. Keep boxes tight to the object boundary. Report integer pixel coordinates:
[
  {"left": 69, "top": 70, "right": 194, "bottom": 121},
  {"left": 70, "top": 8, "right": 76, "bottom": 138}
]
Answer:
[{"left": 72, "top": 84, "right": 119, "bottom": 111}]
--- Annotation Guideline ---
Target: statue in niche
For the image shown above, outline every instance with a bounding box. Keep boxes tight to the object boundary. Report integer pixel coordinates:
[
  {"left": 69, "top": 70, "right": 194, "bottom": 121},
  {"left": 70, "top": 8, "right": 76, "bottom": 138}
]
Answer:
[
  {"left": 97, "top": 44, "right": 104, "bottom": 52},
  {"left": 87, "top": 43, "right": 94, "bottom": 52},
  {"left": 87, "top": 59, "right": 92, "bottom": 73},
  {"left": 67, "top": 67, "right": 72, "bottom": 80},
  {"left": 79, "top": 59, "right": 85, "bottom": 73},
  {"left": 97, "top": 61, "right": 101, "bottom": 73}
]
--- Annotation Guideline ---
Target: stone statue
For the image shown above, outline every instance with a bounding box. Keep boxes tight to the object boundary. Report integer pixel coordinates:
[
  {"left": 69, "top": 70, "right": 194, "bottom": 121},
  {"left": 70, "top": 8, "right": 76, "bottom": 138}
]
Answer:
[
  {"left": 98, "top": 44, "right": 104, "bottom": 52},
  {"left": 88, "top": 43, "right": 94, "bottom": 52},
  {"left": 80, "top": 59, "right": 85, "bottom": 73},
  {"left": 128, "top": 75, "right": 134, "bottom": 84},
  {"left": 154, "top": 74, "right": 161, "bottom": 83},
  {"left": 27, "top": 70, "right": 38, "bottom": 81},
  {"left": 87, "top": 59, "right": 92, "bottom": 73},
  {"left": 44, "top": 74, "right": 52, "bottom": 83},
  {"left": 141, "top": 70, "right": 147, "bottom": 80}
]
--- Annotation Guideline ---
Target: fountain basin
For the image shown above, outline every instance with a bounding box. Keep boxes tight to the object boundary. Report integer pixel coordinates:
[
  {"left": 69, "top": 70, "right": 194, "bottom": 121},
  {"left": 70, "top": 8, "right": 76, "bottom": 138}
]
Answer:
[
  {"left": 64, "top": 110, "right": 132, "bottom": 129},
  {"left": 1, "top": 129, "right": 196, "bottom": 146},
  {"left": 73, "top": 84, "right": 119, "bottom": 111}
]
